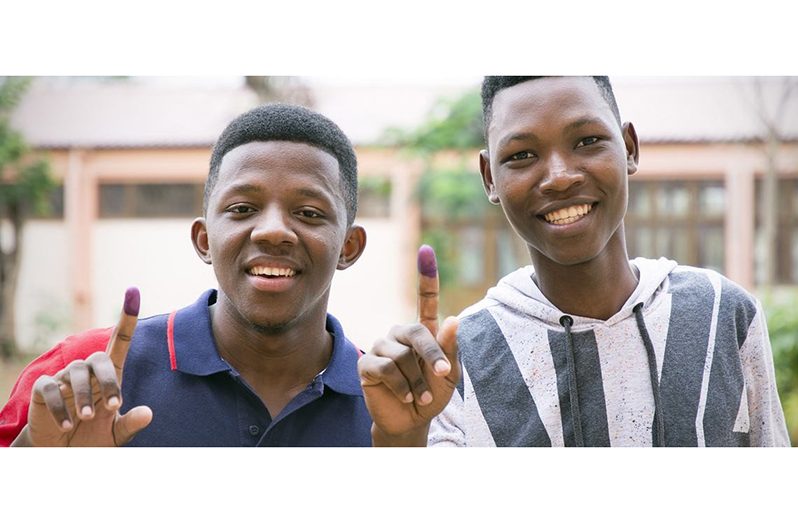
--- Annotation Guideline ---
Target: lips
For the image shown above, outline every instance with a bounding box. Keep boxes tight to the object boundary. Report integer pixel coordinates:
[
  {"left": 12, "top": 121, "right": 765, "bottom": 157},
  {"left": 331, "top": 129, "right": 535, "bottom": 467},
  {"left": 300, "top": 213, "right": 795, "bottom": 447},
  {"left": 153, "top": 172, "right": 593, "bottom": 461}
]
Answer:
[{"left": 542, "top": 203, "right": 594, "bottom": 225}]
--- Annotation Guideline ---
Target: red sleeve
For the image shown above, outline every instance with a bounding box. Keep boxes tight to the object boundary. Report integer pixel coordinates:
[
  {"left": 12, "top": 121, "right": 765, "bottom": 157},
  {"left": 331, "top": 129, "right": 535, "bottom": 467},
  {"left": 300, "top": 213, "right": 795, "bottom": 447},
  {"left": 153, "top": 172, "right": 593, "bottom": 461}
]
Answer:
[{"left": 0, "top": 327, "right": 113, "bottom": 447}]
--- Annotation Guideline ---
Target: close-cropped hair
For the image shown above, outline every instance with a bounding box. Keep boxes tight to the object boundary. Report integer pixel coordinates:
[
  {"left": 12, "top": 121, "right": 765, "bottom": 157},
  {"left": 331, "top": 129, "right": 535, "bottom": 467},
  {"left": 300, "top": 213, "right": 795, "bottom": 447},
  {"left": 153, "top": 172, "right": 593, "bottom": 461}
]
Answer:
[
  {"left": 205, "top": 103, "right": 358, "bottom": 226},
  {"left": 480, "top": 76, "right": 622, "bottom": 143}
]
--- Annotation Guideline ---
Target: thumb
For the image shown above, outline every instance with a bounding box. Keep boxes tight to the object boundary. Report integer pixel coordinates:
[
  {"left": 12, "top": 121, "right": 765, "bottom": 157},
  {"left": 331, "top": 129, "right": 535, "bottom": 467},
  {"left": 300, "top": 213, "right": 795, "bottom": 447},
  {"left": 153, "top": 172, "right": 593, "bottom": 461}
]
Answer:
[
  {"left": 435, "top": 316, "right": 459, "bottom": 371},
  {"left": 113, "top": 406, "right": 153, "bottom": 446}
]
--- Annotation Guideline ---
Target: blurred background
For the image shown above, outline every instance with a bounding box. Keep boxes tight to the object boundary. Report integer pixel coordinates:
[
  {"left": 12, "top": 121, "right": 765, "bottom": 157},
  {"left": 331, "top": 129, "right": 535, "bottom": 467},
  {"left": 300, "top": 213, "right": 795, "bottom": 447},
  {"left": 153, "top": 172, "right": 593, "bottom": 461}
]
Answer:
[{"left": 1, "top": 75, "right": 797, "bottom": 443}]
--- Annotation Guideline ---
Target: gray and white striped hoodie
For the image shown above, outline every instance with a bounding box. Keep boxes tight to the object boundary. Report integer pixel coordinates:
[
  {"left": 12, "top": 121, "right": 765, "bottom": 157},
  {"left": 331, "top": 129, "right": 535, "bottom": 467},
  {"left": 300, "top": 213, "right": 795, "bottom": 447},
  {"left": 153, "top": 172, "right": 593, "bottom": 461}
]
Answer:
[{"left": 429, "top": 257, "right": 790, "bottom": 447}]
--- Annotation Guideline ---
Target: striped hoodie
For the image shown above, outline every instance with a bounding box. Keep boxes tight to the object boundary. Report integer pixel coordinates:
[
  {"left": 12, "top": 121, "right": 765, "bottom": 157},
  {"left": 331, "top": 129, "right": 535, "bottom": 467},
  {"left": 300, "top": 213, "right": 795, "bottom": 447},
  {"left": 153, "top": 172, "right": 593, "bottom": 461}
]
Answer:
[{"left": 428, "top": 257, "right": 790, "bottom": 447}]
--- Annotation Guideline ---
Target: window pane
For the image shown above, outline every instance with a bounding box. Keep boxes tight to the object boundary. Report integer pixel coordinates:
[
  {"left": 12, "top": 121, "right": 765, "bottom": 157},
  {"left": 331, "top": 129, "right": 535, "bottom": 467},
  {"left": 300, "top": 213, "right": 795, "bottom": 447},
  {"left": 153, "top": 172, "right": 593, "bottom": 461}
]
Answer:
[
  {"left": 656, "top": 229, "right": 690, "bottom": 263},
  {"left": 134, "top": 184, "right": 200, "bottom": 217},
  {"left": 99, "top": 184, "right": 127, "bottom": 217},
  {"left": 698, "top": 226, "right": 725, "bottom": 273},
  {"left": 660, "top": 183, "right": 689, "bottom": 216},
  {"left": 497, "top": 228, "right": 526, "bottom": 278},
  {"left": 699, "top": 183, "right": 725, "bottom": 217},
  {"left": 456, "top": 226, "right": 485, "bottom": 286},
  {"left": 628, "top": 182, "right": 651, "bottom": 217},
  {"left": 631, "top": 227, "right": 655, "bottom": 258}
]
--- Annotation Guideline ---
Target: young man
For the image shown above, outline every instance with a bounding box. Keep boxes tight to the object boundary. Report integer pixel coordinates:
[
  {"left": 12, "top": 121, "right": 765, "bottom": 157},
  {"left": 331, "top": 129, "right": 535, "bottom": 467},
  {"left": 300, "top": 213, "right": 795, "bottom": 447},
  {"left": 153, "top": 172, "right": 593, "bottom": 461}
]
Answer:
[
  {"left": 1, "top": 103, "right": 370, "bottom": 446},
  {"left": 359, "top": 76, "right": 790, "bottom": 447}
]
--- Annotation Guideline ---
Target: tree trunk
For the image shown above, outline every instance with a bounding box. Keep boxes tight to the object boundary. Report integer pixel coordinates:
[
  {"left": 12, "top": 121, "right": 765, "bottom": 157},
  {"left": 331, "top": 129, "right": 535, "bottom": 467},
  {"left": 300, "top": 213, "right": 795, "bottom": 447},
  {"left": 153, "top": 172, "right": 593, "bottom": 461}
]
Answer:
[{"left": 759, "top": 133, "right": 779, "bottom": 288}]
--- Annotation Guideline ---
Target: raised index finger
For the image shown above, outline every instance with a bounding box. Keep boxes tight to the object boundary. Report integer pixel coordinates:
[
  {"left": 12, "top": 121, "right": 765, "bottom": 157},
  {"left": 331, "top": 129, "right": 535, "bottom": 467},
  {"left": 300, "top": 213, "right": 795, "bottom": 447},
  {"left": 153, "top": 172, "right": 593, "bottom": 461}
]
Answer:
[
  {"left": 106, "top": 287, "right": 140, "bottom": 383},
  {"left": 417, "top": 244, "right": 439, "bottom": 336}
]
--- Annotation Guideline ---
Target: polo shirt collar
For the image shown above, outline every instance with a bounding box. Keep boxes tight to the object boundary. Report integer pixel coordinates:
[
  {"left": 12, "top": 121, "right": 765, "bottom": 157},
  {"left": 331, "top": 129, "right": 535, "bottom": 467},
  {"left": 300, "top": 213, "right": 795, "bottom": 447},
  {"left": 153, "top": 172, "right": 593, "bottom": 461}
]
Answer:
[{"left": 171, "top": 290, "right": 363, "bottom": 397}]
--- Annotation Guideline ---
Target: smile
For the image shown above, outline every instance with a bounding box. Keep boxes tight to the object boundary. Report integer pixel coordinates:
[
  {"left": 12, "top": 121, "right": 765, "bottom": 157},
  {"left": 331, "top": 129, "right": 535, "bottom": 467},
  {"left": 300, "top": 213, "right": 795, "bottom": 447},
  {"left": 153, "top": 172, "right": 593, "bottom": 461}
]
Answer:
[
  {"left": 543, "top": 203, "right": 593, "bottom": 225},
  {"left": 248, "top": 266, "right": 297, "bottom": 278}
]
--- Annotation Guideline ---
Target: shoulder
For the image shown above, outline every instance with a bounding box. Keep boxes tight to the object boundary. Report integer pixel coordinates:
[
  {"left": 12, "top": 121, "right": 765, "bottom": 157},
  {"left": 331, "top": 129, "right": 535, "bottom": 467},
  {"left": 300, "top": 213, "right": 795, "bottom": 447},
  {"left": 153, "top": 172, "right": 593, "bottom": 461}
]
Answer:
[{"left": 668, "top": 265, "right": 761, "bottom": 333}]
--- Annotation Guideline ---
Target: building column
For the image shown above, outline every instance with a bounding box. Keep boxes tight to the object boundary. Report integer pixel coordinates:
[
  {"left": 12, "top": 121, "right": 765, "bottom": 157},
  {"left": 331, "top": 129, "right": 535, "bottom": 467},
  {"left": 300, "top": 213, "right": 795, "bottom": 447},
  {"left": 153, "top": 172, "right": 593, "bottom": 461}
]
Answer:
[
  {"left": 724, "top": 166, "right": 755, "bottom": 290},
  {"left": 64, "top": 148, "right": 95, "bottom": 331}
]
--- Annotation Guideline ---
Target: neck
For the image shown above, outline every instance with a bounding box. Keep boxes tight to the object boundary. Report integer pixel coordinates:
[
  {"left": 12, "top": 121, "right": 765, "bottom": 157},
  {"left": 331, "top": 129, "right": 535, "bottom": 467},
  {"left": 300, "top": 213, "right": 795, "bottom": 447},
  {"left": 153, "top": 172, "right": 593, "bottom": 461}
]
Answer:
[
  {"left": 530, "top": 233, "right": 638, "bottom": 321},
  {"left": 210, "top": 297, "right": 333, "bottom": 394}
]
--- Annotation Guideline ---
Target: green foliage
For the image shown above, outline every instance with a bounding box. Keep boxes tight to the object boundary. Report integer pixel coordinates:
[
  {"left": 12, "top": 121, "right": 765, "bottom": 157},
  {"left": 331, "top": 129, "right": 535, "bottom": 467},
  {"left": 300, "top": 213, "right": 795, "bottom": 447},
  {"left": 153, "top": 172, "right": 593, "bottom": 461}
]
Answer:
[
  {"left": 760, "top": 288, "right": 798, "bottom": 444},
  {"left": 416, "top": 166, "right": 490, "bottom": 220},
  {"left": 0, "top": 77, "right": 55, "bottom": 359},
  {"left": 381, "top": 89, "right": 483, "bottom": 152},
  {"left": 0, "top": 77, "right": 55, "bottom": 215}
]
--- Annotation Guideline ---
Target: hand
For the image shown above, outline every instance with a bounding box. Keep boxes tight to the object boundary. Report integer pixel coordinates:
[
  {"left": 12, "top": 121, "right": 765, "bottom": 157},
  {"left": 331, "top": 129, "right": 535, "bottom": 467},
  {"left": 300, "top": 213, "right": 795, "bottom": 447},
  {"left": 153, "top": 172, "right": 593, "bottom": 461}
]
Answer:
[
  {"left": 358, "top": 245, "right": 460, "bottom": 446},
  {"left": 12, "top": 288, "right": 153, "bottom": 447}
]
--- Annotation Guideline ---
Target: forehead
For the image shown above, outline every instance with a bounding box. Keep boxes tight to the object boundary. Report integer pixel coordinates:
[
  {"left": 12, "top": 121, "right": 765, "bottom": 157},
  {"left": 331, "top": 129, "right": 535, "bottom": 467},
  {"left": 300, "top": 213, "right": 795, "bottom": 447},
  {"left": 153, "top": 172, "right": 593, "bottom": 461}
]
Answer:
[
  {"left": 215, "top": 140, "right": 342, "bottom": 196},
  {"left": 488, "top": 77, "right": 616, "bottom": 144}
]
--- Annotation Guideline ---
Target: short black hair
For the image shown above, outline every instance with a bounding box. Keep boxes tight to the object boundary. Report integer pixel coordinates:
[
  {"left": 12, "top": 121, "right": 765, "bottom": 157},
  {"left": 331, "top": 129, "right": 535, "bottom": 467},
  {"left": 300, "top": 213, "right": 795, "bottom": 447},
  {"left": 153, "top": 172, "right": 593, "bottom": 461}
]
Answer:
[
  {"left": 206, "top": 103, "right": 358, "bottom": 226},
  {"left": 480, "top": 76, "right": 622, "bottom": 144}
]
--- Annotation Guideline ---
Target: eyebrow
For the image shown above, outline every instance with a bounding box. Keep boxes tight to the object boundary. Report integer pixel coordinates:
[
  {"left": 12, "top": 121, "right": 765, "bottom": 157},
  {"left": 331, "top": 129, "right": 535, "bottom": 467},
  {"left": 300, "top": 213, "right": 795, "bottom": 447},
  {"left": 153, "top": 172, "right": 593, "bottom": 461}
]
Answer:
[
  {"left": 222, "top": 183, "right": 334, "bottom": 202},
  {"left": 495, "top": 117, "right": 610, "bottom": 150}
]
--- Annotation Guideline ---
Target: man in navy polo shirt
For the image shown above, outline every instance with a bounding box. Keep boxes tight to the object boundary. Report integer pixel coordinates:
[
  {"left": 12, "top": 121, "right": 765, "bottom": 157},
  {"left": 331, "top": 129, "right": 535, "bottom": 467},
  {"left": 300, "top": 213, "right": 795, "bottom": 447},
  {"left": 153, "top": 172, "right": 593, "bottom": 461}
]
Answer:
[{"left": 1, "top": 103, "right": 372, "bottom": 447}]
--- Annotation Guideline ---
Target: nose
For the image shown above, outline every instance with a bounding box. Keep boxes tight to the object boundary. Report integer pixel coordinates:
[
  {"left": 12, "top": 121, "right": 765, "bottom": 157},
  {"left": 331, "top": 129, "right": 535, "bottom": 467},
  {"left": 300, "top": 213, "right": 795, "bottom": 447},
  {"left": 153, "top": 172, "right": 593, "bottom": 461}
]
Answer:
[
  {"left": 250, "top": 206, "right": 298, "bottom": 246},
  {"left": 538, "top": 152, "right": 584, "bottom": 194}
]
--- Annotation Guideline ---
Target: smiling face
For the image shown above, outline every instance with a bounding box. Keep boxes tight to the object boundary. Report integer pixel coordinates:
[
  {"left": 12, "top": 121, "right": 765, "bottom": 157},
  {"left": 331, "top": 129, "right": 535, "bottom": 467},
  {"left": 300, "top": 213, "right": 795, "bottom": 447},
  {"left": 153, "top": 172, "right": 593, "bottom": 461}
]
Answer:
[
  {"left": 480, "top": 77, "right": 639, "bottom": 268},
  {"left": 192, "top": 140, "right": 365, "bottom": 333}
]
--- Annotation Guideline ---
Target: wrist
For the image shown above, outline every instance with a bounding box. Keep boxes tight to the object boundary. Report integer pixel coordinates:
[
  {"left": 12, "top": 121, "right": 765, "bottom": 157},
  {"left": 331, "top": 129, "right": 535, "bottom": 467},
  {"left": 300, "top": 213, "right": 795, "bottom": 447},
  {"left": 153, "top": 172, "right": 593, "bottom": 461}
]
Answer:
[
  {"left": 371, "top": 423, "right": 430, "bottom": 447},
  {"left": 10, "top": 425, "right": 34, "bottom": 447}
]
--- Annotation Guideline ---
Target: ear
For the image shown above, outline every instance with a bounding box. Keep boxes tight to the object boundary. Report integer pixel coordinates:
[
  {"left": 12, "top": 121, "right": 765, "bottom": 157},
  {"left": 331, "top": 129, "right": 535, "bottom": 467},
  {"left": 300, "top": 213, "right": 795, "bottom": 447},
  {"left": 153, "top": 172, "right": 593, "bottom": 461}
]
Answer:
[
  {"left": 479, "top": 149, "right": 501, "bottom": 204},
  {"left": 622, "top": 122, "right": 640, "bottom": 176},
  {"left": 191, "top": 217, "right": 213, "bottom": 265},
  {"left": 337, "top": 225, "right": 366, "bottom": 270}
]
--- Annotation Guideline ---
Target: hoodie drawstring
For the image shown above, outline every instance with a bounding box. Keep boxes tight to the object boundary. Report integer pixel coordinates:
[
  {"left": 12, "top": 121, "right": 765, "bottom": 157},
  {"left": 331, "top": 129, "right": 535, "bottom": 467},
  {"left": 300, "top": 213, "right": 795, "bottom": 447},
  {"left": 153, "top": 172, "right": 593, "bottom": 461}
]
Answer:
[
  {"left": 633, "top": 302, "right": 665, "bottom": 447},
  {"left": 560, "top": 306, "right": 665, "bottom": 447},
  {"left": 559, "top": 315, "right": 585, "bottom": 447}
]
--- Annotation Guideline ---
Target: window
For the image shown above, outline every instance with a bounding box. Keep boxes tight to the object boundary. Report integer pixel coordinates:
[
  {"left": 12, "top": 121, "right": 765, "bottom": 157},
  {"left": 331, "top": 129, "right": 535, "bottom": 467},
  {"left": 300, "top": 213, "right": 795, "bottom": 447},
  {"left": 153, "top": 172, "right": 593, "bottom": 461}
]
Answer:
[
  {"left": 755, "top": 177, "right": 798, "bottom": 284},
  {"left": 99, "top": 183, "right": 204, "bottom": 218},
  {"left": 357, "top": 176, "right": 392, "bottom": 218},
  {"left": 626, "top": 180, "right": 726, "bottom": 273}
]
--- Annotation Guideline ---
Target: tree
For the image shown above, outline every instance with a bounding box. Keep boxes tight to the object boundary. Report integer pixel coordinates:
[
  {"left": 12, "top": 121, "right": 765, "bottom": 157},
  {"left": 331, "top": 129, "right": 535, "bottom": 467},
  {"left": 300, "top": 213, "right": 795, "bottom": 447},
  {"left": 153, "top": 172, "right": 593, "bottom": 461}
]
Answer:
[
  {"left": 0, "top": 77, "right": 55, "bottom": 360},
  {"left": 740, "top": 77, "right": 798, "bottom": 286},
  {"left": 244, "top": 76, "right": 315, "bottom": 107}
]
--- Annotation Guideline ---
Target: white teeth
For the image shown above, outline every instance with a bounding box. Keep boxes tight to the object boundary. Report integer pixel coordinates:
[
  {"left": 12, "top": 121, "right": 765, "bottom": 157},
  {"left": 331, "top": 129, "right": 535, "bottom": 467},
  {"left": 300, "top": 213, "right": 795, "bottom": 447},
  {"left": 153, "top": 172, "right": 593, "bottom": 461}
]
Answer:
[
  {"left": 250, "top": 266, "right": 296, "bottom": 277},
  {"left": 544, "top": 204, "right": 593, "bottom": 225}
]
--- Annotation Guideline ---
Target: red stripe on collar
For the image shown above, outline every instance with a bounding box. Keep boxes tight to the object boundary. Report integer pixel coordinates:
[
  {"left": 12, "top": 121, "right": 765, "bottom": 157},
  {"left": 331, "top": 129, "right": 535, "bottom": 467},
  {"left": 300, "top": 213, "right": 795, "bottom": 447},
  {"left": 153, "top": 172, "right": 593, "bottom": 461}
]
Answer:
[{"left": 167, "top": 310, "right": 177, "bottom": 371}]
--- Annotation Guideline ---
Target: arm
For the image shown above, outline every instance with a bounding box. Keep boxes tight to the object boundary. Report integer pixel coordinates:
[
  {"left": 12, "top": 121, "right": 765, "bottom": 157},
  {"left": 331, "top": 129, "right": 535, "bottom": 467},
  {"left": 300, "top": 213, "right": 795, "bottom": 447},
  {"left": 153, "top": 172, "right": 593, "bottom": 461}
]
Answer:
[
  {"left": 741, "top": 301, "right": 790, "bottom": 446},
  {"left": 358, "top": 245, "right": 460, "bottom": 446},
  {"left": 10, "top": 288, "right": 152, "bottom": 447}
]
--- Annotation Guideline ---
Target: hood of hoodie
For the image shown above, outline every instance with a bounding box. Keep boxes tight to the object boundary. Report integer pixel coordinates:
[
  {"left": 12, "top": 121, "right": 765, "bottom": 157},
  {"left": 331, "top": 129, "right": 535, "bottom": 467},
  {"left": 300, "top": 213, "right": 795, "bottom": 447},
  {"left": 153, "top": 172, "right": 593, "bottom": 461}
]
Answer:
[{"left": 466, "top": 257, "right": 679, "bottom": 329}]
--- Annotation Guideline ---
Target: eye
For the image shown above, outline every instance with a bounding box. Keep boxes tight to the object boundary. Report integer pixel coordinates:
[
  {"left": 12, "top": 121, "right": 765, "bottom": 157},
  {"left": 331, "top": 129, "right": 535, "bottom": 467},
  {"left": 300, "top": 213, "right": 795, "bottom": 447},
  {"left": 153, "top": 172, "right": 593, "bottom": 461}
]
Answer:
[
  {"left": 576, "top": 136, "right": 600, "bottom": 147},
  {"left": 505, "top": 150, "right": 536, "bottom": 163},
  {"left": 225, "top": 203, "right": 256, "bottom": 214},
  {"left": 297, "top": 208, "right": 325, "bottom": 220}
]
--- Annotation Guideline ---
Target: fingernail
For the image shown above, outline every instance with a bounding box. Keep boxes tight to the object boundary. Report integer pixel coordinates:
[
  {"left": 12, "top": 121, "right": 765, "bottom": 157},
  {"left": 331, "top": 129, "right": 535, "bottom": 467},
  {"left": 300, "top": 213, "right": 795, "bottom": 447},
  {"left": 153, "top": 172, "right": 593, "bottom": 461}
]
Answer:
[
  {"left": 433, "top": 359, "right": 451, "bottom": 375},
  {"left": 420, "top": 391, "right": 433, "bottom": 405},
  {"left": 124, "top": 287, "right": 140, "bottom": 316},
  {"left": 404, "top": 392, "right": 413, "bottom": 403},
  {"left": 107, "top": 396, "right": 121, "bottom": 408},
  {"left": 417, "top": 245, "right": 438, "bottom": 277},
  {"left": 61, "top": 420, "right": 73, "bottom": 430},
  {"left": 81, "top": 406, "right": 93, "bottom": 417}
]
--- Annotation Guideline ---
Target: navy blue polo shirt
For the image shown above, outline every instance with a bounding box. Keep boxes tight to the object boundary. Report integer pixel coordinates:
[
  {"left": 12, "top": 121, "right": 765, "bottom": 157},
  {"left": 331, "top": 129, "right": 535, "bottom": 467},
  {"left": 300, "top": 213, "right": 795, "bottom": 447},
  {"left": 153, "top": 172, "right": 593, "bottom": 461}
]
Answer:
[{"left": 119, "top": 290, "right": 373, "bottom": 446}]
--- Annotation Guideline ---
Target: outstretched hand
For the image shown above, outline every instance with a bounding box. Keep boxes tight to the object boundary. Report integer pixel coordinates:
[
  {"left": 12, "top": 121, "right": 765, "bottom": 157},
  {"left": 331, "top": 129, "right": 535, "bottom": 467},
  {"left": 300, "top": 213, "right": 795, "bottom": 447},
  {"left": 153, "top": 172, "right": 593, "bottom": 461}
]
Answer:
[
  {"left": 358, "top": 245, "right": 460, "bottom": 446},
  {"left": 12, "top": 288, "right": 153, "bottom": 447}
]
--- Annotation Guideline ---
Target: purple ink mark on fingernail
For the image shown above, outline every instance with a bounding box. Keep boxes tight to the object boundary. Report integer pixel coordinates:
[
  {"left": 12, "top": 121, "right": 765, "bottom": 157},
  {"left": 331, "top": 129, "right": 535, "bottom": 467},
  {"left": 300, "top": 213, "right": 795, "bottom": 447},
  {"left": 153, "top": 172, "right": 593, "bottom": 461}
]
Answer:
[
  {"left": 124, "top": 287, "right": 140, "bottom": 316},
  {"left": 417, "top": 244, "right": 438, "bottom": 277}
]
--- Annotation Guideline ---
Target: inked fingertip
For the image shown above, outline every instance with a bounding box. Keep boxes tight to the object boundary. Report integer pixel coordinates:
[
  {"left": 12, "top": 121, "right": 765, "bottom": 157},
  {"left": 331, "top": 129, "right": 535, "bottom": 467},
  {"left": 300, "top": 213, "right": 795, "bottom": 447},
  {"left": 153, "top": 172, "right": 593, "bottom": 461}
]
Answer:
[
  {"left": 417, "top": 245, "right": 438, "bottom": 277},
  {"left": 124, "top": 287, "right": 140, "bottom": 316}
]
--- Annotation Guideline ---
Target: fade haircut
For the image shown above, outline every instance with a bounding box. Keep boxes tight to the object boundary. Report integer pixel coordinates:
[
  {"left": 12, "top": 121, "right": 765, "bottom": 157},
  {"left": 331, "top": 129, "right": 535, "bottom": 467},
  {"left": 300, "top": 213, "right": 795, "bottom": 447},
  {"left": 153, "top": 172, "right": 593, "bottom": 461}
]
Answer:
[
  {"left": 480, "top": 76, "right": 622, "bottom": 145},
  {"left": 205, "top": 103, "right": 358, "bottom": 226}
]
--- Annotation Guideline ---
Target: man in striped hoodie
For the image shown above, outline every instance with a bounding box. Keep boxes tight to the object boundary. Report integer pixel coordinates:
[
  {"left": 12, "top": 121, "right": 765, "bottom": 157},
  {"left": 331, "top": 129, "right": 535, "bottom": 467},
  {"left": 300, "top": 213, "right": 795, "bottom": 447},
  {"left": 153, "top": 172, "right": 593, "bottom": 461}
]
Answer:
[{"left": 359, "top": 76, "right": 790, "bottom": 446}]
